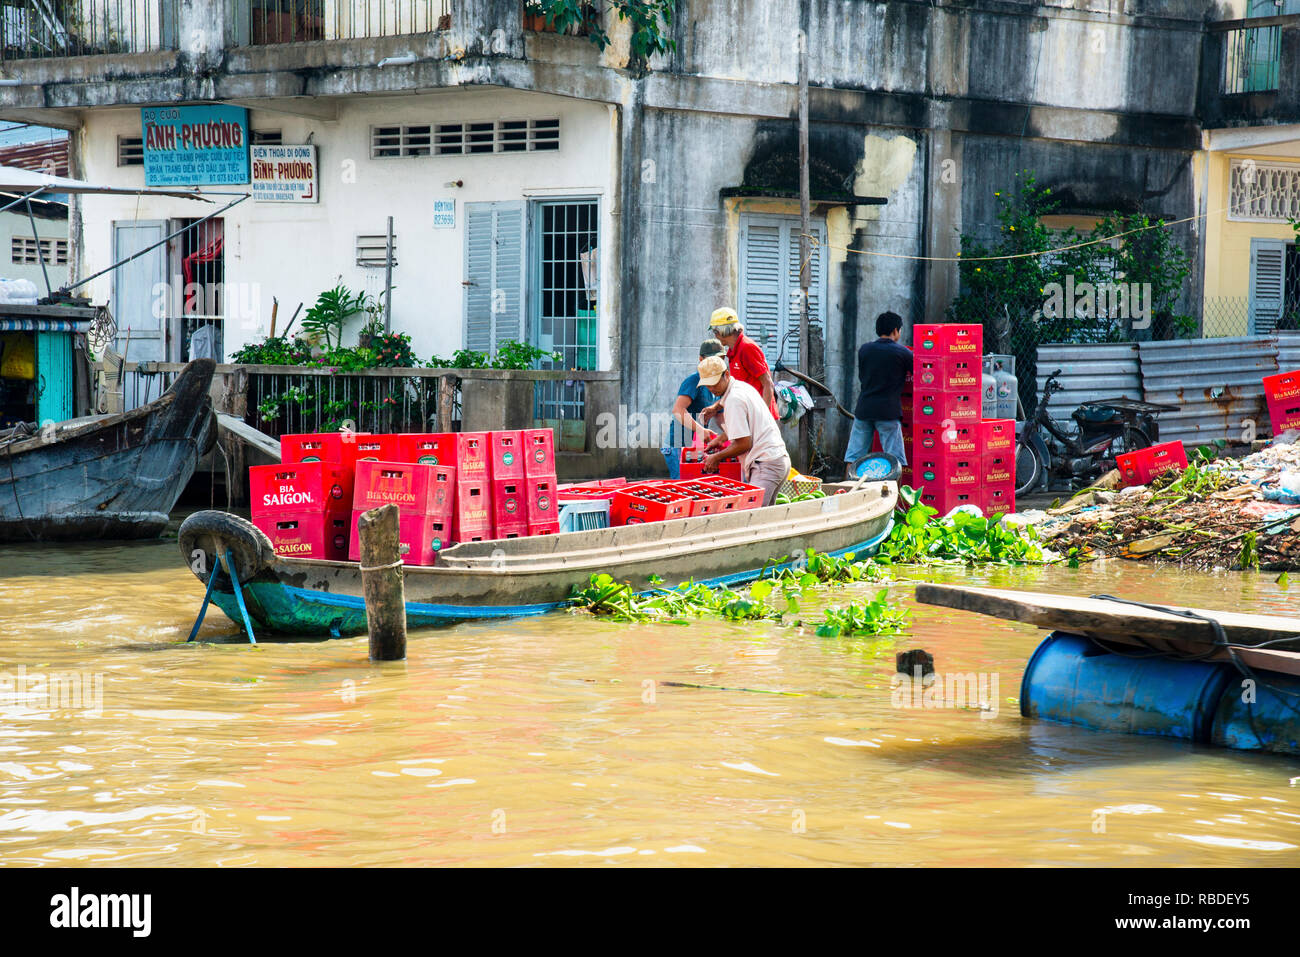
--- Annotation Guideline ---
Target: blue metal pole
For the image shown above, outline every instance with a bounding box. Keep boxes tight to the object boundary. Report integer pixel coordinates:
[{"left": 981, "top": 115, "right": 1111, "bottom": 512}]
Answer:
[{"left": 220, "top": 549, "right": 258, "bottom": 645}]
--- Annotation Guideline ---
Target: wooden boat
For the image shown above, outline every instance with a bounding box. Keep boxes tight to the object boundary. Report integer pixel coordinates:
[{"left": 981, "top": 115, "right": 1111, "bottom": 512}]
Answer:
[
  {"left": 177, "top": 479, "right": 898, "bottom": 639},
  {"left": 0, "top": 358, "right": 216, "bottom": 541}
]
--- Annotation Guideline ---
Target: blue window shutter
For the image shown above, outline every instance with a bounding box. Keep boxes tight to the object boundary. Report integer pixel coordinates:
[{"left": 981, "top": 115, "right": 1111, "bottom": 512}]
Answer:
[
  {"left": 464, "top": 201, "right": 525, "bottom": 357},
  {"left": 739, "top": 218, "right": 783, "bottom": 362},
  {"left": 1249, "top": 238, "right": 1287, "bottom": 335},
  {"left": 785, "top": 220, "right": 826, "bottom": 366}
]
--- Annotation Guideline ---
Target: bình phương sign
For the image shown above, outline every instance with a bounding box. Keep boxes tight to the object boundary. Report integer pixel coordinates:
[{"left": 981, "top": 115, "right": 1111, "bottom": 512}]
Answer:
[
  {"left": 251, "top": 145, "right": 319, "bottom": 203},
  {"left": 141, "top": 105, "right": 250, "bottom": 187}
]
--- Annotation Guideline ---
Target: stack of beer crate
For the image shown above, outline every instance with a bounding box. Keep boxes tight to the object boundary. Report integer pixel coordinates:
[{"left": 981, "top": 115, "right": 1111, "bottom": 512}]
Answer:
[
  {"left": 249, "top": 458, "right": 354, "bottom": 561},
  {"left": 347, "top": 458, "right": 456, "bottom": 564},
  {"left": 909, "top": 324, "right": 1016, "bottom": 517},
  {"left": 249, "top": 427, "right": 560, "bottom": 564}
]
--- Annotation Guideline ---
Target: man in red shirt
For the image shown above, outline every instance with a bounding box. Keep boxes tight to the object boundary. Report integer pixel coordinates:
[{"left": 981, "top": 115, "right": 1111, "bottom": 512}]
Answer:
[{"left": 700, "top": 307, "right": 779, "bottom": 424}]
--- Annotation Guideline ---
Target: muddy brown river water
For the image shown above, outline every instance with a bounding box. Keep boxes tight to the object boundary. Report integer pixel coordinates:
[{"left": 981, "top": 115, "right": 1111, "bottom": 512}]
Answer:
[{"left": 0, "top": 533, "right": 1298, "bottom": 866}]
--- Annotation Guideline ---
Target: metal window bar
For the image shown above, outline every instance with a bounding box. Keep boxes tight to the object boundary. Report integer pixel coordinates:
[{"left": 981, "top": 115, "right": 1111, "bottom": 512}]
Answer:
[
  {"left": 0, "top": 0, "right": 181, "bottom": 61},
  {"left": 533, "top": 200, "right": 597, "bottom": 423},
  {"left": 1222, "top": 24, "right": 1282, "bottom": 95},
  {"left": 246, "top": 370, "right": 442, "bottom": 436},
  {"left": 235, "top": 0, "right": 451, "bottom": 45},
  {"left": 177, "top": 217, "right": 225, "bottom": 362}
]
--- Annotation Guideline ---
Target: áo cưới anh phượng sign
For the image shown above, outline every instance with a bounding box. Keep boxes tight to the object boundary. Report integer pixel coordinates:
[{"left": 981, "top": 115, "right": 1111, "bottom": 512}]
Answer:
[{"left": 141, "top": 105, "right": 250, "bottom": 187}]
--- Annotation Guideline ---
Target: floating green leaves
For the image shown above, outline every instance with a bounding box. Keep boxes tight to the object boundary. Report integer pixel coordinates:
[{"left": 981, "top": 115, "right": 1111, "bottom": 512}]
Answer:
[
  {"left": 813, "top": 589, "right": 909, "bottom": 638},
  {"left": 875, "top": 497, "right": 1053, "bottom": 566}
]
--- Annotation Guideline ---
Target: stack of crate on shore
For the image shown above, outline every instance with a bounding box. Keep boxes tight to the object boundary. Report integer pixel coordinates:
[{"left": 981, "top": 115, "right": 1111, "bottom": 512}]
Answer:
[
  {"left": 909, "top": 324, "right": 1016, "bottom": 517},
  {"left": 248, "top": 428, "right": 559, "bottom": 565}
]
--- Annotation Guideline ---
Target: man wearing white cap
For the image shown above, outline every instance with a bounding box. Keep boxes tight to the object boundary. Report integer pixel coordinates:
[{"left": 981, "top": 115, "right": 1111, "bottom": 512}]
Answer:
[{"left": 697, "top": 354, "right": 791, "bottom": 506}]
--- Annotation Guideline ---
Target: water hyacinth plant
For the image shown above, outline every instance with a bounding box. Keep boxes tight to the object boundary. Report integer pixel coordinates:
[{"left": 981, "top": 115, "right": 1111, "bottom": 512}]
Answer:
[{"left": 875, "top": 490, "right": 1054, "bottom": 566}]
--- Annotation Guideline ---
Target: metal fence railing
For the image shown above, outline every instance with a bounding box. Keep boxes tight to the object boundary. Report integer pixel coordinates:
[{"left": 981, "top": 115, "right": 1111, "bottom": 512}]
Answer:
[
  {"left": 103, "top": 362, "right": 615, "bottom": 448},
  {"left": 1221, "top": 24, "right": 1282, "bottom": 94},
  {"left": 0, "top": 0, "right": 180, "bottom": 60},
  {"left": 232, "top": 0, "right": 451, "bottom": 45}
]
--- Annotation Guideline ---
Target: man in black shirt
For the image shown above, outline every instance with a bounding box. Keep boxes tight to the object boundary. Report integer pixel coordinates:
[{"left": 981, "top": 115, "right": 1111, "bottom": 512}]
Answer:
[{"left": 844, "top": 311, "right": 912, "bottom": 471}]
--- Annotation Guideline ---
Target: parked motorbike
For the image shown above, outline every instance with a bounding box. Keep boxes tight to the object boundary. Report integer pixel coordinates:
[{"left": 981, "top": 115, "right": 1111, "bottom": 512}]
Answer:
[{"left": 1014, "top": 368, "right": 1176, "bottom": 496}]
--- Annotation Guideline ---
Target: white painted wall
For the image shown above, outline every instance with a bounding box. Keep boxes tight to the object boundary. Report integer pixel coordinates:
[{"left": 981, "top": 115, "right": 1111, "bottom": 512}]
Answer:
[
  {"left": 0, "top": 209, "right": 68, "bottom": 291},
  {"left": 78, "top": 88, "right": 616, "bottom": 364}
]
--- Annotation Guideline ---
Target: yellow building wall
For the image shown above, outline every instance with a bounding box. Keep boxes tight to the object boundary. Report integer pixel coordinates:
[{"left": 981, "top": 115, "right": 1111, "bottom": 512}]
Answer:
[{"left": 1203, "top": 151, "right": 1300, "bottom": 336}]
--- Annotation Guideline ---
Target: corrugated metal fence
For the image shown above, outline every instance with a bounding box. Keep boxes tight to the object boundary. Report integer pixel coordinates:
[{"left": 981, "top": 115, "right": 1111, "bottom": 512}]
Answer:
[
  {"left": 1037, "top": 335, "right": 1300, "bottom": 446},
  {"left": 1036, "top": 343, "right": 1141, "bottom": 420}
]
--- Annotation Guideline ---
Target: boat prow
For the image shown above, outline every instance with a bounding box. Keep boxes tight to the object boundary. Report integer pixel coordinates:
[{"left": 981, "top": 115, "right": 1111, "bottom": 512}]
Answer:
[{"left": 0, "top": 358, "right": 216, "bottom": 542}]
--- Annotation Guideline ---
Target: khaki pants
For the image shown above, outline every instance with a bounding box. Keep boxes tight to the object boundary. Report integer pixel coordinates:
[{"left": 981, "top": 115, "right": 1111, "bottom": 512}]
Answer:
[{"left": 745, "top": 455, "right": 791, "bottom": 507}]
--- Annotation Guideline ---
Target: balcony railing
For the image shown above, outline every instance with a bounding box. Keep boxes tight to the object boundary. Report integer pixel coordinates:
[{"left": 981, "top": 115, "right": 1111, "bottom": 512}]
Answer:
[
  {"left": 232, "top": 0, "right": 451, "bottom": 45},
  {"left": 0, "top": 0, "right": 179, "bottom": 61},
  {"left": 1222, "top": 24, "right": 1282, "bottom": 94}
]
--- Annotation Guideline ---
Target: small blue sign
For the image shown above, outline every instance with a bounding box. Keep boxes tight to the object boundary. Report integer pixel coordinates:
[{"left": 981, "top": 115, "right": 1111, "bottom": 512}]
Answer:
[{"left": 141, "top": 105, "right": 250, "bottom": 187}]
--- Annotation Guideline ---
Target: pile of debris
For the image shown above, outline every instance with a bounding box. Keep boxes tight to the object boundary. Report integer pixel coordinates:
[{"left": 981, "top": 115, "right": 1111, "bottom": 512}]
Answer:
[{"left": 1028, "top": 436, "right": 1300, "bottom": 570}]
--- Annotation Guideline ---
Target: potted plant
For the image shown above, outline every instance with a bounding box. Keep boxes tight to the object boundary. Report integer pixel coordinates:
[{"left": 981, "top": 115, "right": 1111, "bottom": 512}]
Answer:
[{"left": 523, "top": 1, "right": 550, "bottom": 32}]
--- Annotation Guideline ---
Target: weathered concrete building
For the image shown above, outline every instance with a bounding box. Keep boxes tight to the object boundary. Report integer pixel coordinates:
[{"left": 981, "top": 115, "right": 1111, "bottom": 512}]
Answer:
[{"left": 0, "top": 0, "right": 1228, "bottom": 464}]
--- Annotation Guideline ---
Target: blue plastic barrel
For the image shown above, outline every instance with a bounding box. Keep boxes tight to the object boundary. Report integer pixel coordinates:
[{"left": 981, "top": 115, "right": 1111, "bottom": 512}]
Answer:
[
  {"left": 1211, "top": 670, "right": 1300, "bottom": 755},
  {"left": 1020, "top": 632, "right": 1234, "bottom": 742}
]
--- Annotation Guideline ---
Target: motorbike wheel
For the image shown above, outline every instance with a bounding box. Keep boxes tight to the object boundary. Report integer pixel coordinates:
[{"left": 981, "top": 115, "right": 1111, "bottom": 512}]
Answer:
[
  {"left": 1121, "top": 426, "right": 1153, "bottom": 453},
  {"left": 1014, "top": 437, "right": 1043, "bottom": 498}
]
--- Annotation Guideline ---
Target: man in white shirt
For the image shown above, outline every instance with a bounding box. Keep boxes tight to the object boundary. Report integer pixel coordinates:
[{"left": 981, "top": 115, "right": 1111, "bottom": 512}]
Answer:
[{"left": 697, "top": 355, "right": 792, "bottom": 506}]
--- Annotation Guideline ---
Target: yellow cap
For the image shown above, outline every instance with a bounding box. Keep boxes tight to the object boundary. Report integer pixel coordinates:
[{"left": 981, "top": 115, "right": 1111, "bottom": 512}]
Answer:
[{"left": 709, "top": 307, "right": 739, "bottom": 328}]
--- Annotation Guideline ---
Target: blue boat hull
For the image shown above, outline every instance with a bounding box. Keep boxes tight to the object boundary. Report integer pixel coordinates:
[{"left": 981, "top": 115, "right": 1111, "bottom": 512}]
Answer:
[{"left": 206, "top": 522, "right": 894, "bottom": 638}]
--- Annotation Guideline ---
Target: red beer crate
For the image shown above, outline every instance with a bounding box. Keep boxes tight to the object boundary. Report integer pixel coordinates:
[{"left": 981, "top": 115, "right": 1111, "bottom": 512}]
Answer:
[
  {"left": 913, "top": 453, "right": 980, "bottom": 491},
  {"left": 914, "top": 422, "right": 978, "bottom": 458},
  {"left": 920, "top": 486, "right": 979, "bottom": 514},
  {"left": 452, "top": 519, "right": 492, "bottom": 544},
  {"left": 397, "top": 432, "right": 457, "bottom": 466},
  {"left": 249, "top": 462, "right": 352, "bottom": 518},
  {"left": 983, "top": 450, "right": 1013, "bottom": 487},
  {"left": 671, "top": 480, "right": 739, "bottom": 516},
  {"left": 900, "top": 465, "right": 914, "bottom": 488},
  {"left": 526, "top": 476, "right": 559, "bottom": 526},
  {"left": 455, "top": 480, "right": 492, "bottom": 530},
  {"left": 914, "top": 355, "right": 980, "bottom": 392},
  {"left": 982, "top": 418, "right": 1015, "bottom": 455},
  {"left": 556, "top": 485, "right": 619, "bottom": 501},
  {"left": 281, "top": 432, "right": 355, "bottom": 464},
  {"left": 678, "top": 446, "right": 743, "bottom": 481},
  {"left": 347, "top": 510, "right": 452, "bottom": 566},
  {"left": 454, "top": 431, "right": 490, "bottom": 481},
  {"left": 522, "top": 428, "right": 556, "bottom": 477},
  {"left": 489, "top": 430, "right": 526, "bottom": 480},
  {"left": 913, "top": 389, "right": 979, "bottom": 428},
  {"left": 598, "top": 477, "right": 630, "bottom": 487},
  {"left": 255, "top": 511, "right": 350, "bottom": 561},
  {"left": 611, "top": 484, "right": 693, "bottom": 525},
  {"left": 1116, "top": 441, "right": 1188, "bottom": 487},
  {"left": 696, "top": 476, "right": 764, "bottom": 510},
  {"left": 352, "top": 461, "right": 456, "bottom": 515},
  {"left": 528, "top": 520, "right": 561, "bottom": 536},
  {"left": 492, "top": 521, "right": 530, "bottom": 540},
  {"left": 913, "top": 323, "right": 982, "bottom": 358},
  {"left": 344, "top": 434, "right": 400, "bottom": 469},
  {"left": 983, "top": 485, "right": 1015, "bottom": 518},
  {"left": 1264, "top": 370, "right": 1300, "bottom": 434},
  {"left": 492, "top": 478, "right": 527, "bottom": 528}
]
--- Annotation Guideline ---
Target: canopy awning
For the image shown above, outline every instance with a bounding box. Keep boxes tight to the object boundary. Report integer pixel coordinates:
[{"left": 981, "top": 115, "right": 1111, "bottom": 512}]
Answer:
[
  {"left": 0, "top": 318, "right": 88, "bottom": 332},
  {"left": 0, "top": 165, "right": 221, "bottom": 201}
]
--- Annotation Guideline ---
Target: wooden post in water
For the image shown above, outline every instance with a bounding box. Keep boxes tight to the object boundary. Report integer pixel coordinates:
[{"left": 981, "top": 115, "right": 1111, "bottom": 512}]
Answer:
[{"left": 358, "top": 503, "right": 407, "bottom": 661}]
